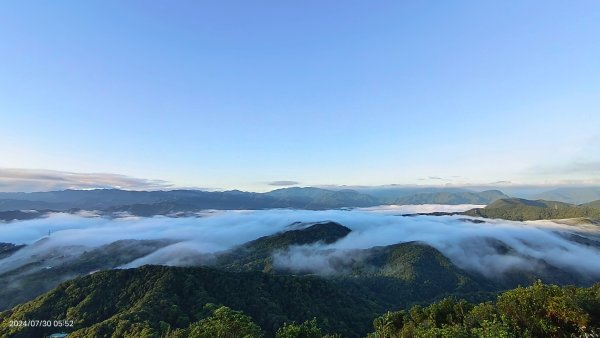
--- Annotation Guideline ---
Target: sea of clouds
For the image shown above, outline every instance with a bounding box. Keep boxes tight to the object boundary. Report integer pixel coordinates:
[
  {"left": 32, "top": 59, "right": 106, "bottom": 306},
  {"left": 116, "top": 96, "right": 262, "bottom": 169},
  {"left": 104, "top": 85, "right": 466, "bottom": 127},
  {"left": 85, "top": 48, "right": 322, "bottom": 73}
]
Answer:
[{"left": 1, "top": 204, "right": 600, "bottom": 279}]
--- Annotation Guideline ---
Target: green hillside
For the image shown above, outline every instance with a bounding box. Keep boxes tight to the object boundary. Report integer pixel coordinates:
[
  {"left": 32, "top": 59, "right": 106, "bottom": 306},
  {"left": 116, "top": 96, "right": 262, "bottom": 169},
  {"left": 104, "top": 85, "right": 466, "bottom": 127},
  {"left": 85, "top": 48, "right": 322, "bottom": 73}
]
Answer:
[
  {"left": 0, "top": 239, "right": 175, "bottom": 311},
  {"left": 2, "top": 265, "right": 599, "bottom": 338},
  {"left": 0, "top": 223, "right": 485, "bottom": 316},
  {"left": 0, "top": 265, "right": 382, "bottom": 338},
  {"left": 216, "top": 222, "right": 351, "bottom": 272},
  {"left": 335, "top": 242, "right": 493, "bottom": 310},
  {"left": 583, "top": 200, "right": 600, "bottom": 210},
  {"left": 213, "top": 223, "right": 491, "bottom": 305},
  {"left": 463, "top": 198, "right": 600, "bottom": 221}
]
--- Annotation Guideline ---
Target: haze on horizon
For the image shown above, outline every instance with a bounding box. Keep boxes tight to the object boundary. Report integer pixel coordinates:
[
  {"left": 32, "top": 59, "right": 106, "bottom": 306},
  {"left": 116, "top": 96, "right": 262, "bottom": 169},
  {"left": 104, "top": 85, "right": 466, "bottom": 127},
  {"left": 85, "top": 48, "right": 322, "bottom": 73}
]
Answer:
[{"left": 1, "top": 1, "right": 599, "bottom": 192}]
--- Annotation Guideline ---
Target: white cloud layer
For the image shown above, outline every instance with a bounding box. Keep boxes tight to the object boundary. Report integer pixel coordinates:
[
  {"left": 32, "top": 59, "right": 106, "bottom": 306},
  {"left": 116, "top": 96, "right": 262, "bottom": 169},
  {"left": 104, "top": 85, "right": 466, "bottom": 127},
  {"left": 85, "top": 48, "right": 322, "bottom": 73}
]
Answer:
[{"left": 1, "top": 206, "right": 600, "bottom": 279}]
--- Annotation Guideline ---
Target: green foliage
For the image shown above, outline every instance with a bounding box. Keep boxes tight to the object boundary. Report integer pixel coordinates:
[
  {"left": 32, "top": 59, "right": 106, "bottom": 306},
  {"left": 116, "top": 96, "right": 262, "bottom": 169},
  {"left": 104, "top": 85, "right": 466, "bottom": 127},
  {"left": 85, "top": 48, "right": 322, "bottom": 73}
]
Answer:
[
  {"left": 368, "top": 280, "right": 600, "bottom": 338},
  {"left": 369, "top": 310, "right": 409, "bottom": 337},
  {"left": 583, "top": 200, "right": 600, "bottom": 210},
  {"left": 275, "top": 318, "right": 322, "bottom": 338},
  {"left": 470, "top": 320, "right": 513, "bottom": 338},
  {"left": 185, "top": 304, "right": 262, "bottom": 338},
  {"left": 496, "top": 280, "right": 589, "bottom": 337},
  {"left": 0, "top": 265, "right": 376, "bottom": 337}
]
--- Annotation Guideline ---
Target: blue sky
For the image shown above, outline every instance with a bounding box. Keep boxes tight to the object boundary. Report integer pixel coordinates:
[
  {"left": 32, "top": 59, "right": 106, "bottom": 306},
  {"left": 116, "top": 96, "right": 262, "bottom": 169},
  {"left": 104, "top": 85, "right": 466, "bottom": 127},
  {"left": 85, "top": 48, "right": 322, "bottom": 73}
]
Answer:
[{"left": 1, "top": 1, "right": 599, "bottom": 191}]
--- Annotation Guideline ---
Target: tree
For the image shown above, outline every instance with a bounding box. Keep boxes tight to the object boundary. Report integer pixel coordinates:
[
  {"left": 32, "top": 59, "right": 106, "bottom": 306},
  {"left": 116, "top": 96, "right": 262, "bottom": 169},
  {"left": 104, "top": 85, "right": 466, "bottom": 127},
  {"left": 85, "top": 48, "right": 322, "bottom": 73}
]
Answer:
[
  {"left": 186, "top": 304, "right": 262, "bottom": 338},
  {"left": 275, "top": 318, "right": 323, "bottom": 338},
  {"left": 496, "top": 280, "right": 588, "bottom": 337}
]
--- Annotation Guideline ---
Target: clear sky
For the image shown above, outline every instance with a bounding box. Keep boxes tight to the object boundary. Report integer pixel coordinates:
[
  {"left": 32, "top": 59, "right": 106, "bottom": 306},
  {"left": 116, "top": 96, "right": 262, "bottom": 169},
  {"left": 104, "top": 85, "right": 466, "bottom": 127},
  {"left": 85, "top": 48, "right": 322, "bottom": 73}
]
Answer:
[{"left": 1, "top": 1, "right": 599, "bottom": 192}]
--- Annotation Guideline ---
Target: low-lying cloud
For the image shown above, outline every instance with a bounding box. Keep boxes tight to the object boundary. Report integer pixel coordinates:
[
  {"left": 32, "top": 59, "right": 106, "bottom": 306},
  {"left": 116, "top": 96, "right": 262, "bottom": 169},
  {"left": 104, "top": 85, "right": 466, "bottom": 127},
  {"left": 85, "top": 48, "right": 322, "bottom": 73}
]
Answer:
[{"left": 1, "top": 206, "right": 600, "bottom": 280}]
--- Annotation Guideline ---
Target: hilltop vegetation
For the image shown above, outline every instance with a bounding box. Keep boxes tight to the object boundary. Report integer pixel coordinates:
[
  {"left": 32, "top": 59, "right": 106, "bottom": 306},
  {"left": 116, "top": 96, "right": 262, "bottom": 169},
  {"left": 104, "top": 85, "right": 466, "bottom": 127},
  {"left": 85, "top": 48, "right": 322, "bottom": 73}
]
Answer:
[
  {"left": 367, "top": 280, "right": 600, "bottom": 337},
  {"left": 216, "top": 222, "right": 351, "bottom": 272},
  {"left": 464, "top": 198, "right": 600, "bottom": 221}
]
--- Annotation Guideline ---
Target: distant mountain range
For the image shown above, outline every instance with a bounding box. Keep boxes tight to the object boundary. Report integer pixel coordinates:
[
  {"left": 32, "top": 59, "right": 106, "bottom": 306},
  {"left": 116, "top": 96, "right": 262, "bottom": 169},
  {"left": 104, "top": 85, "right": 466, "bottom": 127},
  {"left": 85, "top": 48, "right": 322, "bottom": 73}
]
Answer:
[
  {"left": 532, "top": 187, "right": 600, "bottom": 204},
  {"left": 2, "top": 189, "right": 600, "bottom": 224},
  {"left": 0, "top": 187, "right": 507, "bottom": 217}
]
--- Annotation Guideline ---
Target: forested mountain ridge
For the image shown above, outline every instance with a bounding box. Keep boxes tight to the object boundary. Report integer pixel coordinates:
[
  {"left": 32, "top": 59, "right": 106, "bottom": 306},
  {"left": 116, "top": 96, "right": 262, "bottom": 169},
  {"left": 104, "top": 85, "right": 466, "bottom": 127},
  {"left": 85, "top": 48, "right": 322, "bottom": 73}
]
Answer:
[
  {"left": 0, "top": 265, "right": 383, "bottom": 338},
  {"left": 2, "top": 265, "right": 600, "bottom": 338},
  {"left": 0, "top": 239, "right": 176, "bottom": 311},
  {"left": 463, "top": 197, "right": 600, "bottom": 221},
  {"left": 216, "top": 222, "right": 351, "bottom": 272},
  {"left": 388, "top": 190, "right": 507, "bottom": 205}
]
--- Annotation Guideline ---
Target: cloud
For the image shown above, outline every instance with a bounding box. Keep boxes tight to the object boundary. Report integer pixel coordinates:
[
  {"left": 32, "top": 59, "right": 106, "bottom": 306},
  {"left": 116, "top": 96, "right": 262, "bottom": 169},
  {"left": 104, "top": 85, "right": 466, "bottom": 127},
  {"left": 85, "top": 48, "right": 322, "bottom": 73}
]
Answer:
[
  {"left": 356, "top": 204, "right": 484, "bottom": 214},
  {"left": 0, "top": 168, "right": 173, "bottom": 192},
  {"left": 1, "top": 207, "right": 600, "bottom": 281},
  {"left": 267, "top": 180, "right": 299, "bottom": 186}
]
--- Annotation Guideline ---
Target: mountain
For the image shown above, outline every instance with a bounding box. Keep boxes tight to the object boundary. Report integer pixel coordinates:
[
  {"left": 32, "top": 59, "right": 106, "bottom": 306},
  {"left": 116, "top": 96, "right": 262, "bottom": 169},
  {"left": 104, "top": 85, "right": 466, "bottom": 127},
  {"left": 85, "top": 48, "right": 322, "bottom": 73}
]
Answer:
[
  {"left": 216, "top": 222, "right": 351, "bottom": 272},
  {"left": 213, "top": 223, "right": 492, "bottom": 304},
  {"left": 0, "top": 187, "right": 514, "bottom": 216},
  {"left": 347, "top": 187, "right": 473, "bottom": 200},
  {"left": 3, "top": 218, "right": 600, "bottom": 337},
  {"left": 332, "top": 242, "right": 494, "bottom": 308},
  {"left": 0, "top": 188, "right": 382, "bottom": 213},
  {"left": 0, "top": 210, "right": 52, "bottom": 222},
  {"left": 0, "top": 243, "right": 25, "bottom": 259},
  {"left": 463, "top": 198, "right": 600, "bottom": 221},
  {"left": 0, "top": 222, "right": 495, "bottom": 321},
  {"left": 0, "top": 265, "right": 382, "bottom": 338},
  {"left": 533, "top": 187, "right": 600, "bottom": 204},
  {"left": 583, "top": 200, "right": 600, "bottom": 210},
  {"left": 265, "top": 187, "right": 380, "bottom": 209},
  {"left": 0, "top": 239, "right": 175, "bottom": 311},
  {"left": 3, "top": 266, "right": 599, "bottom": 338},
  {"left": 389, "top": 190, "right": 508, "bottom": 205}
]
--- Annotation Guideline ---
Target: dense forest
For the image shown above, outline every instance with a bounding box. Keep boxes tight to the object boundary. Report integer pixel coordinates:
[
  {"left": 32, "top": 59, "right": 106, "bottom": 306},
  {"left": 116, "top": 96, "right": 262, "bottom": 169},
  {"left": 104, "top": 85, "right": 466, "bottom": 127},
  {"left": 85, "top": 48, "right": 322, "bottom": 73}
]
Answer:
[{"left": 1, "top": 266, "right": 599, "bottom": 337}]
